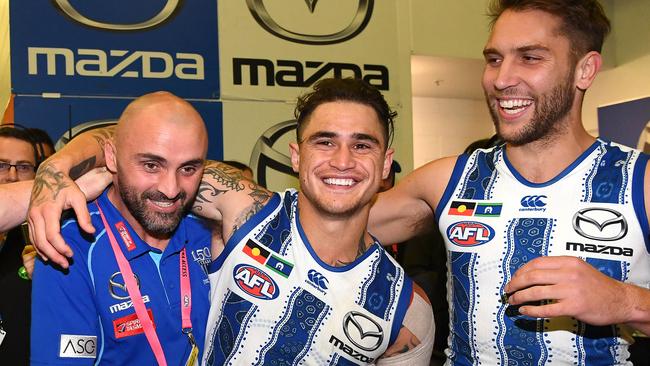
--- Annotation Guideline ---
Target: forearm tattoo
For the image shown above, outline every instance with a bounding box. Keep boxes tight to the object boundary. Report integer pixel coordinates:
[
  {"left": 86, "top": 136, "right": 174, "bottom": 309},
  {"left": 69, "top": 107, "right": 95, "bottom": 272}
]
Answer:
[
  {"left": 69, "top": 157, "right": 96, "bottom": 180},
  {"left": 193, "top": 181, "right": 228, "bottom": 212},
  {"left": 203, "top": 163, "right": 246, "bottom": 192},
  {"left": 30, "top": 162, "right": 70, "bottom": 206}
]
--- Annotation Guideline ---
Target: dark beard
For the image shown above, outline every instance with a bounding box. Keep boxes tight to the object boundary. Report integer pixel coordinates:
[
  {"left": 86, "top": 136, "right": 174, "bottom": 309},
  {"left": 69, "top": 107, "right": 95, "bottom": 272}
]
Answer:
[
  {"left": 488, "top": 70, "right": 576, "bottom": 146},
  {"left": 118, "top": 184, "right": 189, "bottom": 238}
]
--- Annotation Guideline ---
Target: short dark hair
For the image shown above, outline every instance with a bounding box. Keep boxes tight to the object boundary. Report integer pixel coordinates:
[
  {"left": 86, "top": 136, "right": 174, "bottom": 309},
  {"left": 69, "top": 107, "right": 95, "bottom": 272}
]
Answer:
[
  {"left": 0, "top": 126, "right": 37, "bottom": 148},
  {"left": 487, "top": 0, "right": 610, "bottom": 59},
  {"left": 26, "top": 128, "right": 55, "bottom": 153},
  {"left": 294, "top": 78, "right": 396, "bottom": 148}
]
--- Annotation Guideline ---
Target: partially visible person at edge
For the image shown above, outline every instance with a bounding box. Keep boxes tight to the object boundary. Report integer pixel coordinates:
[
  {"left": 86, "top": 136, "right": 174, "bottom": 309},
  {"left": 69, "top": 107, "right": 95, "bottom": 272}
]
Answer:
[
  {"left": 30, "top": 92, "right": 213, "bottom": 365},
  {"left": 366, "top": 0, "right": 650, "bottom": 364},
  {"left": 27, "top": 79, "right": 435, "bottom": 365}
]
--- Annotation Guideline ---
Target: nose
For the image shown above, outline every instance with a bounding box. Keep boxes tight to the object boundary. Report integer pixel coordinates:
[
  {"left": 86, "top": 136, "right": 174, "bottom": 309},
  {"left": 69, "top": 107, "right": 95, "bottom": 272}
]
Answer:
[
  {"left": 6, "top": 166, "right": 19, "bottom": 183},
  {"left": 157, "top": 171, "right": 181, "bottom": 200},
  {"left": 489, "top": 58, "right": 519, "bottom": 91},
  {"left": 330, "top": 145, "right": 355, "bottom": 170}
]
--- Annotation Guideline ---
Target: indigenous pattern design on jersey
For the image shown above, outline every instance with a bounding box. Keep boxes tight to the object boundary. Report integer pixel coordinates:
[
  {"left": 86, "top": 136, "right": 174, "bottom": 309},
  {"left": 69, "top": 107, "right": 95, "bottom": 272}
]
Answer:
[
  {"left": 437, "top": 139, "right": 650, "bottom": 365},
  {"left": 202, "top": 189, "right": 413, "bottom": 366}
]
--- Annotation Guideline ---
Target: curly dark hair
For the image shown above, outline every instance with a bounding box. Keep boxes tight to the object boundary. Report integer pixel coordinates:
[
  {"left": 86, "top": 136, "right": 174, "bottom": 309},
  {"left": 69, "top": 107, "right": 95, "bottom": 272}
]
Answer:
[{"left": 294, "top": 78, "right": 396, "bottom": 148}]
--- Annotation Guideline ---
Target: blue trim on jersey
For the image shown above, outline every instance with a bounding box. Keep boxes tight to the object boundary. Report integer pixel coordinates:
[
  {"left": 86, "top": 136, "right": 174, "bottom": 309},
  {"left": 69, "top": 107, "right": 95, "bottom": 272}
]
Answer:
[
  {"left": 257, "top": 191, "right": 296, "bottom": 255},
  {"left": 436, "top": 154, "right": 469, "bottom": 223},
  {"left": 503, "top": 139, "right": 600, "bottom": 187},
  {"left": 258, "top": 288, "right": 329, "bottom": 365},
  {"left": 295, "top": 204, "right": 380, "bottom": 273},
  {"left": 581, "top": 257, "right": 623, "bottom": 364},
  {"left": 204, "top": 290, "right": 257, "bottom": 366},
  {"left": 389, "top": 275, "right": 412, "bottom": 347},
  {"left": 208, "top": 193, "right": 281, "bottom": 274},
  {"left": 632, "top": 152, "right": 650, "bottom": 252}
]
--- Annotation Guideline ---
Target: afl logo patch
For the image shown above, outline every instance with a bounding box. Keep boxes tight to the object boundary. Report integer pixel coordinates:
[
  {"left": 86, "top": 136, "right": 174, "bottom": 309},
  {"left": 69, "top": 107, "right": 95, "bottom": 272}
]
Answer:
[
  {"left": 446, "top": 221, "right": 494, "bottom": 246},
  {"left": 233, "top": 264, "right": 279, "bottom": 300}
]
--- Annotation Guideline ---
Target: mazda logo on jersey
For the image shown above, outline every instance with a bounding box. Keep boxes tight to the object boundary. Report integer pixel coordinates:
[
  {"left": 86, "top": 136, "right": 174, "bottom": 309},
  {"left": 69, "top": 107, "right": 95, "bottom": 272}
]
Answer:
[
  {"left": 446, "top": 221, "right": 494, "bottom": 246},
  {"left": 573, "top": 207, "right": 627, "bottom": 241},
  {"left": 52, "top": 0, "right": 181, "bottom": 31},
  {"left": 233, "top": 264, "right": 279, "bottom": 300},
  {"left": 246, "top": 0, "right": 373, "bottom": 45},
  {"left": 342, "top": 311, "right": 383, "bottom": 352},
  {"left": 109, "top": 272, "right": 140, "bottom": 300}
]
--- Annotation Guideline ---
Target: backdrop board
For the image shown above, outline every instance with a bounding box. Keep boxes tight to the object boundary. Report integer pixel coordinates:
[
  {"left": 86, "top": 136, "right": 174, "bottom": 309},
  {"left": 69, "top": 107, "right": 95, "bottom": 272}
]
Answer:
[
  {"left": 13, "top": 95, "right": 224, "bottom": 160},
  {"left": 10, "top": 0, "right": 220, "bottom": 99},
  {"left": 598, "top": 96, "right": 650, "bottom": 152},
  {"left": 221, "top": 100, "right": 298, "bottom": 191},
  {"left": 219, "top": 0, "right": 401, "bottom": 103}
]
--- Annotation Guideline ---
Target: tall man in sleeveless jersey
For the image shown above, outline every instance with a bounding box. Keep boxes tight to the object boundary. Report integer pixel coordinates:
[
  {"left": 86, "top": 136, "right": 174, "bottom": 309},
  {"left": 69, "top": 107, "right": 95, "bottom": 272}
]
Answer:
[{"left": 369, "top": 1, "right": 650, "bottom": 365}]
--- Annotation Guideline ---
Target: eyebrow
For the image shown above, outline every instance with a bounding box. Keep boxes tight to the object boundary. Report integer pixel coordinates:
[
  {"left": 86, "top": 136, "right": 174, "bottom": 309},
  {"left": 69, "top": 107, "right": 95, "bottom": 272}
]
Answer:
[
  {"left": 483, "top": 44, "right": 551, "bottom": 56},
  {"left": 306, "top": 131, "right": 381, "bottom": 145},
  {"left": 0, "top": 158, "right": 34, "bottom": 165}
]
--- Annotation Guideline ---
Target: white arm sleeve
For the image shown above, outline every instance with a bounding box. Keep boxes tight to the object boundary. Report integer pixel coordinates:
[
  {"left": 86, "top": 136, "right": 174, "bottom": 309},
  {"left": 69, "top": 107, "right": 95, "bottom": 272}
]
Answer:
[{"left": 375, "top": 292, "right": 435, "bottom": 366}]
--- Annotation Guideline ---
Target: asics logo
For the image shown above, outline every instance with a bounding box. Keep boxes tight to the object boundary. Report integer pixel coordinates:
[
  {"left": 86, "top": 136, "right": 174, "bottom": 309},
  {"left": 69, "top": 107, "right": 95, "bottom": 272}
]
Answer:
[
  {"left": 307, "top": 269, "right": 329, "bottom": 290},
  {"left": 520, "top": 195, "right": 547, "bottom": 208}
]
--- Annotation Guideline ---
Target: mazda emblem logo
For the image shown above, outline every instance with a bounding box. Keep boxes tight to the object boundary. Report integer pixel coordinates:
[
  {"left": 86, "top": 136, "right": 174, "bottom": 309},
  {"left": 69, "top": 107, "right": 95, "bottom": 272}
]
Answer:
[
  {"left": 342, "top": 311, "right": 383, "bottom": 352},
  {"left": 246, "top": 0, "right": 374, "bottom": 45},
  {"left": 109, "top": 272, "right": 140, "bottom": 300},
  {"left": 53, "top": 0, "right": 181, "bottom": 31},
  {"left": 249, "top": 120, "right": 298, "bottom": 188},
  {"left": 573, "top": 207, "right": 627, "bottom": 241}
]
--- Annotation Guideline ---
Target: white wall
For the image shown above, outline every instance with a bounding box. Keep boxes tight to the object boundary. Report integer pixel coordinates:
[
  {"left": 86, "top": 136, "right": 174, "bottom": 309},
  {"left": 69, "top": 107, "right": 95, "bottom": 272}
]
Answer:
[{"left": 412, "top": 97, "right": 494, "bottom": 168}]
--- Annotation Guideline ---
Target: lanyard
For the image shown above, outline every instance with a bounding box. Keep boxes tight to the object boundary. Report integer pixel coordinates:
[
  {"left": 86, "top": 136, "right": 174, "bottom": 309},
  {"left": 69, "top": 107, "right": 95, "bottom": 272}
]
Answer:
[{"left": 97, "top": 203, "right": 194, "bottom": 365}]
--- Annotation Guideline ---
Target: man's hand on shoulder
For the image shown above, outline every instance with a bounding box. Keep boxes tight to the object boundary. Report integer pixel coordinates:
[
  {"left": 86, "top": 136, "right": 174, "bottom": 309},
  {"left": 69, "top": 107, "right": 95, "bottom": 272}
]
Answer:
[{"left": 28, "top": 163, "right": 111, "bottom": 268}]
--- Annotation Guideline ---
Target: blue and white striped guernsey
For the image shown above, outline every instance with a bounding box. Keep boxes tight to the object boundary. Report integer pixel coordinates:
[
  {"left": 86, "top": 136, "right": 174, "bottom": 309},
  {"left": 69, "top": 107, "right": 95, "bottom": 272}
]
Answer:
[
  {"left": 437, "top": 139, "right": 650, "bottom": 365},
  {"left": 203, "top": 189, "right": 413, "bottom": 365}
]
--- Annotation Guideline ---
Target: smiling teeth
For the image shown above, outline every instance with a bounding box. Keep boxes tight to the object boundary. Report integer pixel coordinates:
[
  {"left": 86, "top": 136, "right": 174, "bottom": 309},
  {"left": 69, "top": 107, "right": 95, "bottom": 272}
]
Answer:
[
  {"left": 499, "top": 99, "right": 532, "bottom": 109},
  {"left": 324, "top": 178, "right": 354, "bottom": 186},
  {"left": 152, "top": 201, "right": 174, "bottom": 207}
]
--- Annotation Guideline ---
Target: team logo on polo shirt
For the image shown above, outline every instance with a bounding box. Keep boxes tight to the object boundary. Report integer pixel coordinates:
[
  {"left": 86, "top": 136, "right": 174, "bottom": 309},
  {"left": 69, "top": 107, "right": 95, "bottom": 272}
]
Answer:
[
  {"left": 113, "top": 309, "right": 154, "bottom": 339},
  {"left": 59, "top": 335, "right": 97, "bottom": 358},
  {"left": 233, "top": 264, "right": 279, "bottom": 300}
]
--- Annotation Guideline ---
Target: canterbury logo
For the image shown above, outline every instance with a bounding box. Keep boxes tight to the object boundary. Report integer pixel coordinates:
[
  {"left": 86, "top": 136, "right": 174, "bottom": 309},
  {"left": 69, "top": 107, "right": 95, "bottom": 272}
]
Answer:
[
  {"left": 307, "top": 269, "right": 329, "bottom": 290},
  {"left": 520, "top": 195, "right": 547, "bottom": 208}
]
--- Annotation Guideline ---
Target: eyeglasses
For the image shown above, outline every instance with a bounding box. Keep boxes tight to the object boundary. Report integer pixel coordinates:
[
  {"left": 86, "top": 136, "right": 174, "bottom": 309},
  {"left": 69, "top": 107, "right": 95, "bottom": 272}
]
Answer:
[{"left": 0, "top": 162, "right": 36, "bottom": 174}]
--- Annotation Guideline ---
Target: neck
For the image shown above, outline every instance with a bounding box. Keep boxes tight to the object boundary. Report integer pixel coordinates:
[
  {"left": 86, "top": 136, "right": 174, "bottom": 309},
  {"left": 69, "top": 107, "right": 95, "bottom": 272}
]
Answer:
[
  {"left": 296, "top": 194, "right": 373, "bottom": 267},
  {"left": 504, "top": 112, "right": 595, "bottom": 183},
  {"left": 107, "top": 186, "right": 170, "bottom": 251}
]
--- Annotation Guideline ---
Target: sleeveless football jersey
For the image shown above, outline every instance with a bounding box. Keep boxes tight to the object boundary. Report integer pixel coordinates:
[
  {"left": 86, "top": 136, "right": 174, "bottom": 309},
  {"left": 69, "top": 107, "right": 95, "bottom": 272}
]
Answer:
[
  {"left": 202, "top": 189, "right": 413, "bottom": 366},
  {"left": 437, "top": 139, "right": 650, "bottom": 365}
]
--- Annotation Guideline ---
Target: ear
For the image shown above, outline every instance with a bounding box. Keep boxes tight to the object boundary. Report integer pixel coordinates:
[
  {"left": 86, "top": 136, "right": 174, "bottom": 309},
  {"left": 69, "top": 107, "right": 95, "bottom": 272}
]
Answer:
[
  {"left": 575, "top": 51, "right": 602, "bottom": 91},
  {"left": 105, "top": 140, "right": 118, "bottom": 173},
  {"left": 381, "top": 148, "right": 394, "bottom": 180},
  {"left": 289, "top": 142, "right": 300, "bottom": 173}
]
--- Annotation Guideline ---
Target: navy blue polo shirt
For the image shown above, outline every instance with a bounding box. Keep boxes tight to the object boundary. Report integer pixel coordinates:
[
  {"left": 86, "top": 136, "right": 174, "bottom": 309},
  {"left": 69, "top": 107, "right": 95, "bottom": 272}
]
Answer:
[{"left": 31, "top": 189, "right": 212, "bottom": 365}]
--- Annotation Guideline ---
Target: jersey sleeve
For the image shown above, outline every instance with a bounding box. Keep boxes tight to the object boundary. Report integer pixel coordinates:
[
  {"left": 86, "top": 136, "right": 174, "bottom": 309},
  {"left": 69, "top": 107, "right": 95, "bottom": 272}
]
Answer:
[{"left": 30, "top": 220, "right": 101, "bottom": 365}]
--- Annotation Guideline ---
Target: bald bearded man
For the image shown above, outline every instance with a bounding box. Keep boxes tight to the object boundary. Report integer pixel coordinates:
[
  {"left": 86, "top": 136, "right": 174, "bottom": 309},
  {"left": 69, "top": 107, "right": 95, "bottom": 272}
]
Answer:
[{"left": 31, "top": 92, "right": 212, "bottom": 366}]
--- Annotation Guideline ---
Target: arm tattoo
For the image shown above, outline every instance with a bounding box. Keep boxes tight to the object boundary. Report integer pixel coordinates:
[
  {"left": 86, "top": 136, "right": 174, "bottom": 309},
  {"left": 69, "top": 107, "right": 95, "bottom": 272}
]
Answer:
[
  {"left": 69, "top": 157, "right": 96, "bottom": 180},
  {"left": 90, "top": 126, "right": 115, "bottom": 157},
  {"left": 203, "top": 163, "right": 246, "bottom": 192},
  {"left": 193, "top": 181, "right": 228, "bottom": 212},
  {"left": 232, "top": 183, "right": 272, "bottom": 232},
  {"left": 30, "top": 162, "right": 70, "bottom": 206}
]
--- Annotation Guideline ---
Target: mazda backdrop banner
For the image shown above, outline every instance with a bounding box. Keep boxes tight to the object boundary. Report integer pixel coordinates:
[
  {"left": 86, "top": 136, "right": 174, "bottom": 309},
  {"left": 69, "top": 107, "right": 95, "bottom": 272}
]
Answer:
[
  {"left": 218, "top": 0, "right": 400, "bottom": 103},
  {"left": 10, "top": 0, "right": 220, "bottom": 99}
]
